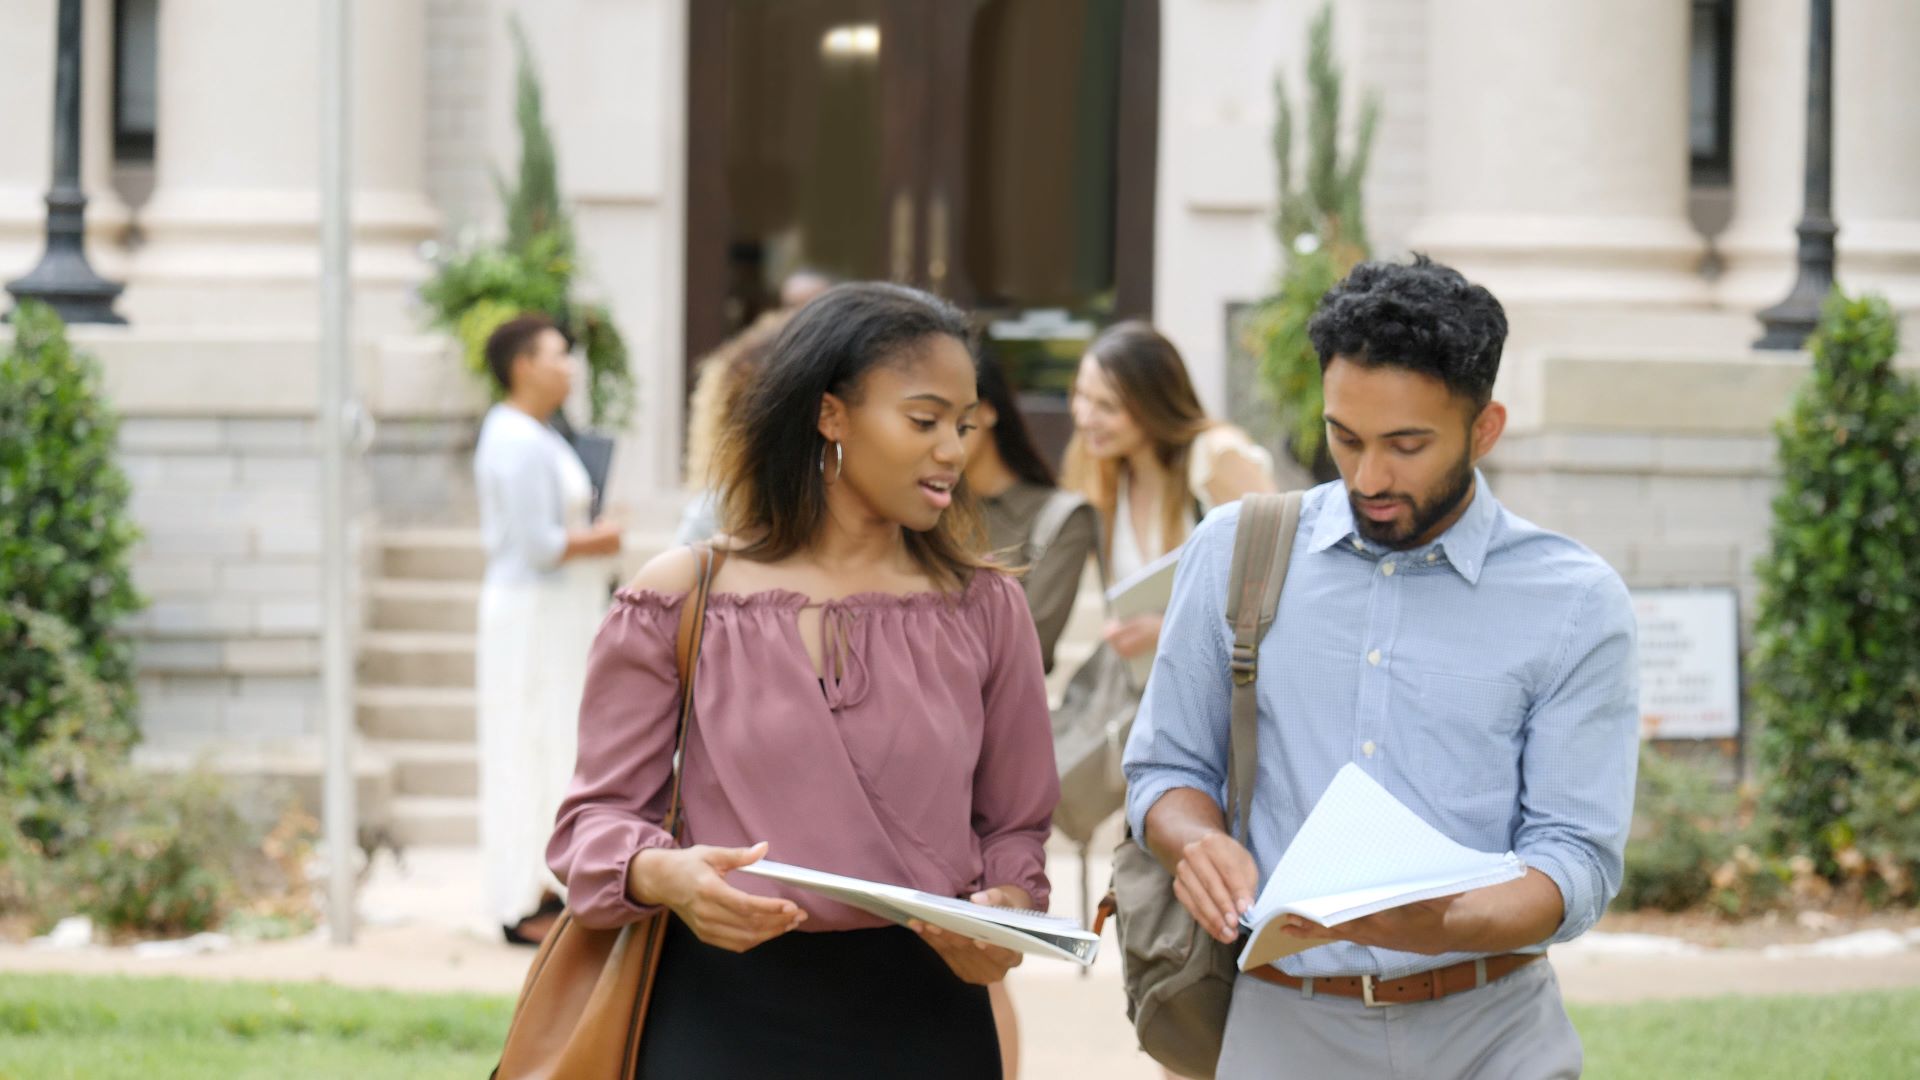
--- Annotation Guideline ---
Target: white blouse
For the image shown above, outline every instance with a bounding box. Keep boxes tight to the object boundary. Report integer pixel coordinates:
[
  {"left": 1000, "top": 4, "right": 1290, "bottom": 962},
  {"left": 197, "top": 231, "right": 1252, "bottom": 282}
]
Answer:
[
  {"left": 473, "top": 404, "right": 596, "bottom": 586},
  {"left": 1109, "top": 425, "right": 1275, "bottom": 582}
]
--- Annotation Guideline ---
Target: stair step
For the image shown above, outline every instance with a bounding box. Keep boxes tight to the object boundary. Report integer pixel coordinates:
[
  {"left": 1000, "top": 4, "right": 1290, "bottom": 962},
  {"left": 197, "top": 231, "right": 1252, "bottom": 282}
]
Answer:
[
  {"left": 369, "top": 579, "right": 481, "bottom": 633},
  {"left": 378, "top": 738, "right": 478, "bottom": 798},
  {"left": 358, "top": 631, "right": 475, "bottom": 688},
  {"left": 382, "top": 529, "right": 486, "bottom": 582},
  {"left": 357, "top": 686, "right": 476, "bottom": 742},
  {"left": 389, "top": 794, "right": 477, "bottom": 846}
]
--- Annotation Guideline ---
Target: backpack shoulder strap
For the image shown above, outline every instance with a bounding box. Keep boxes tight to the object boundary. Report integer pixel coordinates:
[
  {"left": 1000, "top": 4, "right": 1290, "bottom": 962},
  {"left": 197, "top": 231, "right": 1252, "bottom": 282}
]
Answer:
[
  {"left": 1221, "top": 490, "right": 1305, "bottom": 842},
  {"left": 1027, "top": 489, "right": 1091, "bottom": 563}
]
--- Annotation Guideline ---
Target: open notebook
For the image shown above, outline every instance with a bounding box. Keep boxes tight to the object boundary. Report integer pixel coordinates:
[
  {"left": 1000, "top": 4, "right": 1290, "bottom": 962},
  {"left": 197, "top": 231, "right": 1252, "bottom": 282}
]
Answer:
[
  {"left": 1238, "top": 764, "right": 1527, "bottom": 971},
  {"left": 733, "top": 861, "right": 1100, "bottom": 967}
]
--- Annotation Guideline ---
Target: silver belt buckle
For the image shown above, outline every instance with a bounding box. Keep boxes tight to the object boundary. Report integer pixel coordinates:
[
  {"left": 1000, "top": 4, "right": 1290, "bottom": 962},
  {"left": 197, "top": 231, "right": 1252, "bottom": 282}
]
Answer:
[{"left": 1360, "top": 974, "right": 1385, "bottom": 1008}]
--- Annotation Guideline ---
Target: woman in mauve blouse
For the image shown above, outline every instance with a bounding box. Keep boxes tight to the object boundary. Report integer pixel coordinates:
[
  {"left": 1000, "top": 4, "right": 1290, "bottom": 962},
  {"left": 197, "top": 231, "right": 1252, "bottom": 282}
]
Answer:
[{"left": 546, "top": 283, "right": 1059, "bottom": 1079}]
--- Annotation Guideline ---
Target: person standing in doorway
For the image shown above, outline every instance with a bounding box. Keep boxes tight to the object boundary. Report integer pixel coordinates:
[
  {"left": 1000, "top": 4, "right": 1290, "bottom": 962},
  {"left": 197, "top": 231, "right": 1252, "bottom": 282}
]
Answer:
[
  {"left": 473, "top": 315, "right": 623, "bottom": 946},
  {"left": 1125, "top": 257, "right": 1637, "bottom": 1079}
]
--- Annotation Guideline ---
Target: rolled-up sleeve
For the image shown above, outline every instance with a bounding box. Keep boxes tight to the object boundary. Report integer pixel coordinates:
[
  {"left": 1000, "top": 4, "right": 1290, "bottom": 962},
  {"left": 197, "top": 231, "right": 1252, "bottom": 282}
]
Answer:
[
  {"left": 1123, "top": 508, "right": 1236, "bottom": 849},
  {"left": 972, "top": 573, "right": 1061, "bottom": 910},
  {"left": 1515, "top": 572, "right": 1640, "bottom": 944},
  {"left": 546, "top": 594, "right": 685, "bottom": 928}
]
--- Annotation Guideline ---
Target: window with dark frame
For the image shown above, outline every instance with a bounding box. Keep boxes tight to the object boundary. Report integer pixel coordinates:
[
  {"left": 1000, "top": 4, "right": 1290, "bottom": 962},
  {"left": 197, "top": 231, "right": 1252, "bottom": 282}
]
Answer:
[
  {"left": 113, "top": 0, "right": 158, "bottom": 163},
  {"left": 1689, "top": 0, "right": 1734, "bottom": 186}
]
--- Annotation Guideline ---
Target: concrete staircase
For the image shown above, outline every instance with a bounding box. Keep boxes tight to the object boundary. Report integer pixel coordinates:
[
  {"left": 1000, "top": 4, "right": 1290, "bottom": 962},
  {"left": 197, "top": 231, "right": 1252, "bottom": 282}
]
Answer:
[
  {"left": 359, "top": 530, "right": 486, "bottom": 846},
  {"left": 359, "top": 528, "right": 681, "bottom": 846}
]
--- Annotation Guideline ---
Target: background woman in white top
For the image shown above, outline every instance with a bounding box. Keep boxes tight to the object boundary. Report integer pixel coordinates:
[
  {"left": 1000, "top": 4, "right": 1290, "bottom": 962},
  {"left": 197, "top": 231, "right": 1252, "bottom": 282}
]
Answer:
[
  {"left": 1062, "top": 320, "right": 1279, "bottom": 666},
  {"left": 472, "top": 315, "right": 623, "bottom": 945}
]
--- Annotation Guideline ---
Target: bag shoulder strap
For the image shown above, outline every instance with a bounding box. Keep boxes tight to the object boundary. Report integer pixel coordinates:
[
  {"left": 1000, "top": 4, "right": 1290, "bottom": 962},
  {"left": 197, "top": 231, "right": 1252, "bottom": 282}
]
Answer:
[
  {"left": 1027, "top": 489, "right": 1091, "bottom": 564},
  {"left": 1221, "top": 491, "right": 1304, "bottom": 842},
  {"left": 664, "top": 544, "right": 727, "bottom": 836}
]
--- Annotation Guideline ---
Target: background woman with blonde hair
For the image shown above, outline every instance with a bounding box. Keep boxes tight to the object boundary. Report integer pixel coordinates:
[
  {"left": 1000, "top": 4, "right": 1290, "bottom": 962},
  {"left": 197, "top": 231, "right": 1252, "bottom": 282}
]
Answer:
[{"left": 1062, "top": 320, "right": 1281, "bottom": 662}]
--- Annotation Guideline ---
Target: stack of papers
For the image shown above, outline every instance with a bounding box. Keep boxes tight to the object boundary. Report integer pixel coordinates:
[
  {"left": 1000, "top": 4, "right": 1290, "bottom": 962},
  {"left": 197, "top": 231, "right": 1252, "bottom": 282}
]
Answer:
[
  {"left": 734, "top": 861, "right": 1100, "bottom": 967},
  {"left": 1238, "top": 764, "right": 1527, "bottom": 970}
]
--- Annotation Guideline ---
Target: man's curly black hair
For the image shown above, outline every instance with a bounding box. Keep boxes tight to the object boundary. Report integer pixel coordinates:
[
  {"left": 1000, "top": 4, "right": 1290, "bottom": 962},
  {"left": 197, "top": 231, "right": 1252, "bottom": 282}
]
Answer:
[{"left": 1306, "top": 254, "right": 1509, "bottom": 409}]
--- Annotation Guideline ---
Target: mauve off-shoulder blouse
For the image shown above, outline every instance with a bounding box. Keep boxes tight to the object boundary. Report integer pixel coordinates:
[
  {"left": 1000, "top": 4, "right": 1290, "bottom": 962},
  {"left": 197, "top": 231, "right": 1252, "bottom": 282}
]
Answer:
[{"left": 546, "top": 569, "right": 1060, "bottom": 931}]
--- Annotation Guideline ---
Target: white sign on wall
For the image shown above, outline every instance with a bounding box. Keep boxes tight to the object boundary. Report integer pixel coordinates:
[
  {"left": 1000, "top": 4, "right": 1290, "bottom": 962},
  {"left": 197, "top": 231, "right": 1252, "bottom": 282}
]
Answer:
[{"left": 1631, "top": 588, "right": 1742, "bottom": 740}]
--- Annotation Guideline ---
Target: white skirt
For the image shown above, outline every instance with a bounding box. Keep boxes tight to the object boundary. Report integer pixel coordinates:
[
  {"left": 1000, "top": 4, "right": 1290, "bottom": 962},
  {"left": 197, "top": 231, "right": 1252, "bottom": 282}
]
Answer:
[{"left": 475, "top": 562, "right": 613, "bottom": 927}]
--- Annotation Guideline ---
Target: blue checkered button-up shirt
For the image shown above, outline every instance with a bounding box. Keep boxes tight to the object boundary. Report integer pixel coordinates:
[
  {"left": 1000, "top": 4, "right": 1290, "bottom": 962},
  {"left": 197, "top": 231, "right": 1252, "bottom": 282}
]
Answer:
[{"left": 1123, "top": 474, "right": 1639, "bottom": 979}]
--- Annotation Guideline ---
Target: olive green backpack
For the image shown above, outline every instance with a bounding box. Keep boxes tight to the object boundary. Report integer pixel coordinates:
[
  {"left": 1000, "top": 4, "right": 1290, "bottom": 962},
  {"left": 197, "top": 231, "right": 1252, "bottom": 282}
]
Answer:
[{"left": 1096, "top": 490, "right": 1303, "bottom": 1079}]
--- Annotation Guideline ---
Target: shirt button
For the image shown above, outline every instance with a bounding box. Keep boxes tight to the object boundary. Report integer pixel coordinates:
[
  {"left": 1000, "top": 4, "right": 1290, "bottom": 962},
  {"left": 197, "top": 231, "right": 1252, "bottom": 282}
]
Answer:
[
  {"left": 1367, "top": 649, "right": 1381, "bottom": 667},
  {"left": 1427, "top": 552, "right": 1439, "bottom": 563},
  {"left": 1362, "top": 740, "right": 1377, "bottom": 757},
  {"left": 1381, "top": 562, "right": 1396, "bottom": 577}
]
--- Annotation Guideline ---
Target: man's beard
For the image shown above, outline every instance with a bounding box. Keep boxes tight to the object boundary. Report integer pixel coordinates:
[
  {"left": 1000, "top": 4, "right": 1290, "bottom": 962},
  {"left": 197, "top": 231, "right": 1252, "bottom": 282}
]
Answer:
[{"left": 1348, "top": 449, "right": 1476, "bottom": 550}]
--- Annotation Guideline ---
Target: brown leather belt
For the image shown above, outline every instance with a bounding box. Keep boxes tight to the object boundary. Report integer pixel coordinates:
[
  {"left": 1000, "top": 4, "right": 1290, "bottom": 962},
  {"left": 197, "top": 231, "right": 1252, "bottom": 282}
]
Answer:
[{"left": 1247, "top": 953, "right": 1541, "bottom": 1007}]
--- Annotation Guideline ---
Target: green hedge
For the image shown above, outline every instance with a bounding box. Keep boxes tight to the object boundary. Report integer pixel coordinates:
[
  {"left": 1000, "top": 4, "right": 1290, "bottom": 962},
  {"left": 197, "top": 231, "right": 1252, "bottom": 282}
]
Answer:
[
  {"left": 1751, "top": 291, "right": 1920, "bottom": 903},
  {"left": 0, "top": 302, "right": 143, "bottom": 768}
]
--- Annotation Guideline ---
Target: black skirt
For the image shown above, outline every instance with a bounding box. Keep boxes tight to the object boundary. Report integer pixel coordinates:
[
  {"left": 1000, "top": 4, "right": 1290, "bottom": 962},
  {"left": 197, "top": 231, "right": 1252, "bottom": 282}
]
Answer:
[{"left": 636, "top": 916, "right": 1002, "bottom": 1079}]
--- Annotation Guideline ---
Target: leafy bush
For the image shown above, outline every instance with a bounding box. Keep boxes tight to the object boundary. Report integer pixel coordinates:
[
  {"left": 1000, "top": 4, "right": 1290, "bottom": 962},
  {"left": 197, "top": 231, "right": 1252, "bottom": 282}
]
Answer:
[
  {"left": 1, "top": 605, "right": 315, "bottom": 939},
  {"left": 1242, "top": 3, "right": 1378, "bottom": 478},
  {"left": 1751, "top": 291, "right": 1920, "bottom": 901},
  {"left": 0, "top": 302, "right": 143, "bottom": 766},
  {"left": 418, "top": 17, "right": 634, "bottom": 428},
  {"left": 1615, "top": 746, "right": 1785, "bottom": 916}
]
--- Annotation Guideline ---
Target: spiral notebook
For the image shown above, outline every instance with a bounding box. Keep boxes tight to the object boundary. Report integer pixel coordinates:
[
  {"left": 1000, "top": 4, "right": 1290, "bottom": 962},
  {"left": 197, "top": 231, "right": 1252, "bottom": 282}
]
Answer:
[{"left": 1238, "top": 764, "right": 1527, "bottom": 970}]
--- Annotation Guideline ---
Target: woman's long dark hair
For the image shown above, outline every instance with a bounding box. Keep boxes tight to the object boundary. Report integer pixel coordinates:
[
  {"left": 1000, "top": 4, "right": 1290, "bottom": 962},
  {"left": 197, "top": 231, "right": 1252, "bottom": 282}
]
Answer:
[
  {"left": 713, "top": 282, "right": 991, "bottom": 591},
  {"left": 976, "top": 347, "right": 1057, "bottom": 489}
]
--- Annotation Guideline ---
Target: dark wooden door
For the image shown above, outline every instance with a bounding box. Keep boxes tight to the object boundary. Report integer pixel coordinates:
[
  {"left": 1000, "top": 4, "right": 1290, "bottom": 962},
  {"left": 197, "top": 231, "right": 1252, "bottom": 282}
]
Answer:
[{"left": 685, "top": 0, "right": 1159, "bottom": 465}]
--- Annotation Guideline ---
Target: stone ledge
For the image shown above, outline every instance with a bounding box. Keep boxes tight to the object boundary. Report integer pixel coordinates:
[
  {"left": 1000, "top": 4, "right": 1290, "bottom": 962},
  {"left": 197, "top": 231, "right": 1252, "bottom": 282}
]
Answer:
[{"left": 0, "top": 326, "right": 483, "bottom": 420}]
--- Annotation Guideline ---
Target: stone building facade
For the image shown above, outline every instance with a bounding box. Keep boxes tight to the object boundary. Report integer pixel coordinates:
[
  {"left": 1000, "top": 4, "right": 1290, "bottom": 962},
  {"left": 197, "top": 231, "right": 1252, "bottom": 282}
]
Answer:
[{"left": 2, "top": 1, "right": 1916, "bottom": 830}]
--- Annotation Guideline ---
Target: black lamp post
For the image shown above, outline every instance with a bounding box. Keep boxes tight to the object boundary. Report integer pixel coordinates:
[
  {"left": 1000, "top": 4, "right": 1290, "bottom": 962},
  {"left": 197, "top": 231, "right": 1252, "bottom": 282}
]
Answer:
[
  {"left": 1756, "top": 0, "right": 1834, "bottom": 350},
  {"left": 5, "top": 0, "right": 125, "bottom": 324}
]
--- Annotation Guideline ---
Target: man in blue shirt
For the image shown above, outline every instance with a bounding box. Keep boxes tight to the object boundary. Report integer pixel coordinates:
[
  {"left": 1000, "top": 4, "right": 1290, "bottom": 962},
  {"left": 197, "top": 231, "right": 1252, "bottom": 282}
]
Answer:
[{"left": 1124, "top": 257, "right": 1637, "bottom": 1078}]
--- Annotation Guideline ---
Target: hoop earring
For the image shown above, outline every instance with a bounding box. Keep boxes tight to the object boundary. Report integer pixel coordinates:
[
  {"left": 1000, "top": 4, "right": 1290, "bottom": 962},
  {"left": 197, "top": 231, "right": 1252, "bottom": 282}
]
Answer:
[{"left": 820, "top": 440, "right": 844, "bottom": 482}]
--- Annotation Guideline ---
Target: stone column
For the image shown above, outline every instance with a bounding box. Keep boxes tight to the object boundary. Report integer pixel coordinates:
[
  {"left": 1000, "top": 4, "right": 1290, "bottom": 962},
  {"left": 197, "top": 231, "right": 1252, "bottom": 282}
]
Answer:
[
  {"left": 1722, "top": 0, "right": 1920, "bottom": 317},
  {"left": 1832, "top": 0, "right": 1920, "bottom": 312},
  {"left": 1715, "top": 0, "right": 1807, "bottom": 314},
  {"left": 125, "top": 0, "right": 436, "bottom": 333},
  {"left": 1408, "top": 0, "right": 1706, "bottom": 306},
  {"left": 0, "top": 1, "right": 56, "bottom": 281},
  {"left": 82, "top": 0, "right": 131, "bottom": 277}
]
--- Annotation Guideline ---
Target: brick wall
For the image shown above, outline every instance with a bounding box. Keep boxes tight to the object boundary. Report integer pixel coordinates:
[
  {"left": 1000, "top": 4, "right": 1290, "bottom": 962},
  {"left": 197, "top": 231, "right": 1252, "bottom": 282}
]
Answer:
[
  {"left": 119, "top": 417, "right": 338, "bottom": 745},
  {"left": 1486, "top": 431, "right": 1779, "bottom": 620}
]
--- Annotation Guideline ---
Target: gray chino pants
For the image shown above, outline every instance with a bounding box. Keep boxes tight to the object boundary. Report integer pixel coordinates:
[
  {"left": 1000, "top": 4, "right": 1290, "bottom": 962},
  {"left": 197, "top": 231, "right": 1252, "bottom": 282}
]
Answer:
[{"left": 1216, "top": 961, "right": 1584, "bottom": 1080}]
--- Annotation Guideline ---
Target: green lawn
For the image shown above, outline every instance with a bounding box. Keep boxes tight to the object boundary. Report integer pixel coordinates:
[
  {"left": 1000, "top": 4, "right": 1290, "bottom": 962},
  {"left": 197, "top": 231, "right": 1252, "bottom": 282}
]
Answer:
[
  {"left": 0, "top": 973, "right": 1915, "bottom": 1079},
  {"left": 0, "top": 974, "right": 512, "bottom": 1080},
  {"left": 1570, "top": 991, "right": 1920, "bottom": 1079}
]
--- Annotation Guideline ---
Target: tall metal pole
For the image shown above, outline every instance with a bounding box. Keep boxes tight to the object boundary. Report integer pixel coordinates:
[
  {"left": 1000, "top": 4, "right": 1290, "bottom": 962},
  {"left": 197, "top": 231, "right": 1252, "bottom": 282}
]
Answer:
[
  {"left": 1756, "top": 0, "right": 1836, "bottom": 350},
  {"left": 5, "top": 0, "right": 124, "bottom": 323},
  {"left": 319, "top": 0, "right": 358, "bottom": 946}
]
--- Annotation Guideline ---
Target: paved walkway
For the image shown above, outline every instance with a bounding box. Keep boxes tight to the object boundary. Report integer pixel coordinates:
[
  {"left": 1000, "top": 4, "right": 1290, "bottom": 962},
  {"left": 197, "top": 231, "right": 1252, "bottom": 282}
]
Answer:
[{"left": 6, "top": 845, "right": 1919, "bottom": 1080}]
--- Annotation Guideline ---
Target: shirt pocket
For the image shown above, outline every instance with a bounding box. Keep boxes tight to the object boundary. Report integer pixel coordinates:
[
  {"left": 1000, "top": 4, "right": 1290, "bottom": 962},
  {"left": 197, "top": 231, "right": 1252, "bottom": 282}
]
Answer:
[{"left": 1398, "top": 670, "right": 1530, "bottom": 832}]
